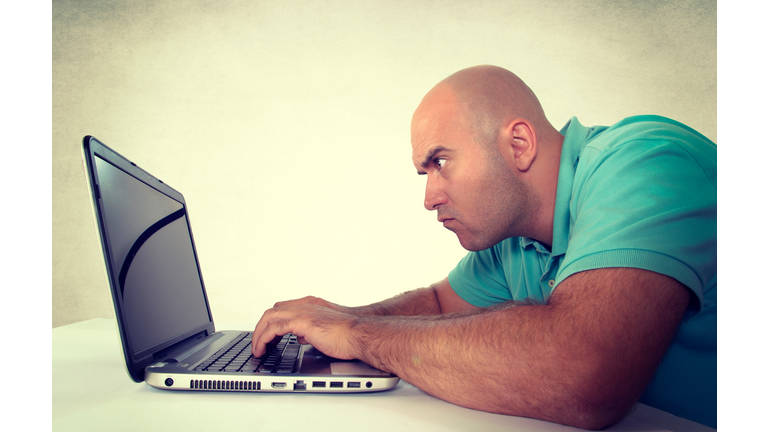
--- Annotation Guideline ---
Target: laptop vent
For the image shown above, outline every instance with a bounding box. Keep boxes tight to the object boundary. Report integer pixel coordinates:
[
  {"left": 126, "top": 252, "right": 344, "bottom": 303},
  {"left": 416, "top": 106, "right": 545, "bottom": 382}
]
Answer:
[{"left": 191, "top": 379, "right": 261, "bottom": 391}]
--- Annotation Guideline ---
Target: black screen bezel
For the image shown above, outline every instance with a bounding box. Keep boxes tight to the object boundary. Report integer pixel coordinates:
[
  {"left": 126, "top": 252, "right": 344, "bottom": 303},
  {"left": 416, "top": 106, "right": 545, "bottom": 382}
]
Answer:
[{"left": 81, "top": 136, "right": 216, "bottom": 382}]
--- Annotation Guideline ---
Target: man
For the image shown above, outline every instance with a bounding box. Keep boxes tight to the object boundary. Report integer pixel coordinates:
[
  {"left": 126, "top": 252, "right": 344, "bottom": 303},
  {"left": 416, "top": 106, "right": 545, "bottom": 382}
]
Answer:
[{"left": 251, "top": 65, "right": 717, "bottom": 430}]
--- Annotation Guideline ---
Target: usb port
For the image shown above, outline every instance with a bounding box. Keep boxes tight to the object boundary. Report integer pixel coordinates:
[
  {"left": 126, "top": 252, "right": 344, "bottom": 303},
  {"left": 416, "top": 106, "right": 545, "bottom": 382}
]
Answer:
[
  {"left": 329, "top": 381, "right": 343, "bottom": 388},
  {"left": 347, "top": 382, "right": 360, "bottom": 388},
  {"left": 312, "top": 381, "right": 326, "bottom": 388}
]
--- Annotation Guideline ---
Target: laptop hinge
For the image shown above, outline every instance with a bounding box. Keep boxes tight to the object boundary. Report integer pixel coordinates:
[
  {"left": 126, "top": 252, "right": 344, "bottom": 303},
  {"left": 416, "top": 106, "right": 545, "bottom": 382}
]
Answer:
[{"left": 153, "top": 329, "right": 212, "bottom": 363}]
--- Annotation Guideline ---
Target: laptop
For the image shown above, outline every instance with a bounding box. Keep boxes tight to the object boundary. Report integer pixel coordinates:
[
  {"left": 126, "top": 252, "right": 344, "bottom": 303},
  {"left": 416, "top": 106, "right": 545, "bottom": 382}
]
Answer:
[{"left": 81, "top": 136, "right": 400, "bottom": 393}]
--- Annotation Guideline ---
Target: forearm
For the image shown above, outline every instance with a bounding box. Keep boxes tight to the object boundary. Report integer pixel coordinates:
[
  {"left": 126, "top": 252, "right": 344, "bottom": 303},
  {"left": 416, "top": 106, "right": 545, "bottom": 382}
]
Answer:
[
  {"left": 253, "top": 269, "right": 689, "bottom": 429},
  {"left": 349, "top": 303, "right": 581, "bottom": 423},
  {"left": 273, "top": 286, "right": 441, "bottom": 319},
  {"left": 348, "top": 286, "right": 442, "bottom": 317},
  {"left": 347, "top": 269, "right": 690, "bottom": 430}
]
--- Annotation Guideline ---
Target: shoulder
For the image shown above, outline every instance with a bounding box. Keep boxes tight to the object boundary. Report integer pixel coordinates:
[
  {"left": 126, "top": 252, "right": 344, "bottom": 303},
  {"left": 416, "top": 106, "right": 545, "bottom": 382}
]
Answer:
[
  {"left": 589, "top": 115, "right": 714, "bottom": 148},
  {"left": 585, "top": 115, "right": 715, "bottom": 165},
  {"left": 559, "top": 116, "right": 717, "bottom": 306},
  {"left": 576, "top": 115, "right": 716, "bottom": 188}
]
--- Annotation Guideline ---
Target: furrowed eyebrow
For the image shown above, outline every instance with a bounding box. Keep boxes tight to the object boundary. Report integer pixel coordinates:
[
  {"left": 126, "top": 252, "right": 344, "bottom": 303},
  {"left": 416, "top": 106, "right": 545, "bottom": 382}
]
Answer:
[{"left": 416, "top": 146, "right": 450, "bottom": 175}]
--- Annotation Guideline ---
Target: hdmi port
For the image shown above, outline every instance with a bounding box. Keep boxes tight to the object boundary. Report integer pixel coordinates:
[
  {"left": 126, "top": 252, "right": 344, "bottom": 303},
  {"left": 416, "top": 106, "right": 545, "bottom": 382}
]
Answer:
[{"left": 271, "top": 382, "right": 287, "bottom": 389}]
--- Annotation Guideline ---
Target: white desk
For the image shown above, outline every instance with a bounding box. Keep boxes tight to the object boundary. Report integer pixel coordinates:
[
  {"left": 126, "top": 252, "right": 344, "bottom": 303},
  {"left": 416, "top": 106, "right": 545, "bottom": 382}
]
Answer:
[{"left": 53, "top": 319, "right": 715, "bottom": 431}]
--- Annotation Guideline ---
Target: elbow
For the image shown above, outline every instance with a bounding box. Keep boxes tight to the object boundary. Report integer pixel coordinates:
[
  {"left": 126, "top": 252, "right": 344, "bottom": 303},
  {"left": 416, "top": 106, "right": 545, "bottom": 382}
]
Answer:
[
  {"left": 556, "top": 377, "right": 639, "bottom": 430},
  {"left": 534, "top": 392, "right": 631, "bottom": 430},
  {"left": 559, "top": 349, "right": 652, "bottom": 429},
  {"left": 497, "top": 374, "right": 636, "bottom": 430},
  {"left": 542, "top": 361, "right": 640, "bottom": 429},
  {"left": 563, "top": 405, "right": 631, "bottom": 431},
  {"left": 502, "top": 391, "right": 632, "bottom": 430}
]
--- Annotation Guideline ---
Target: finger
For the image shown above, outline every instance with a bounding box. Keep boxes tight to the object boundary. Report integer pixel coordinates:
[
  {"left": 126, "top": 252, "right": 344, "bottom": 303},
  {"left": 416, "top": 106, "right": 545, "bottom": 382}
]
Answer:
[
  {"left": 252, "top": 304, "right": 298, "bottom": 352},
  {"left": 252, "top": 303, "right": 321, "bottom": 356},
  {"left": 252, "top": 324, "right": 275, "bottom": 358},
  {"left": 252, "top": 309, "right": 276, "bottom": 356},
  {"left": 253, "top": 319, "right": 295, "bottom": 357},
  {"left": 252, "top": 308, "right": 287, "bottom": 357},
  {"left": 253, "top": 310, "right": 271, "bottom": 344}
]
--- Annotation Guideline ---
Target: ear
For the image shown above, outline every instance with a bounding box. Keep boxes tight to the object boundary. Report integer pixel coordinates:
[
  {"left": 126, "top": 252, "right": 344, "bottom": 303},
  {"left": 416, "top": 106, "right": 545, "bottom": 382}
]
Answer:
[{"left": 498, "top": 119, "right": 537, "bottom": 171}]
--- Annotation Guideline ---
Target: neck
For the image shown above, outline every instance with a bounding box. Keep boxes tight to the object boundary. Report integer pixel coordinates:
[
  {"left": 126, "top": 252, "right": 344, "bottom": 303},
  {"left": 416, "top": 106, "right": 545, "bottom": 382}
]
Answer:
[{"left": 528, "top": 130, "right": 564, "bottom": 249}]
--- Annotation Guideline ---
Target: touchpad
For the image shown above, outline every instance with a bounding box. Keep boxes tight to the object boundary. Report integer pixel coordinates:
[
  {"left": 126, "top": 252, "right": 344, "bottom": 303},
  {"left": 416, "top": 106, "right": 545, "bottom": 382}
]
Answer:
[{"left": 330, "top": 361, "right": 390, "bottom": 376}]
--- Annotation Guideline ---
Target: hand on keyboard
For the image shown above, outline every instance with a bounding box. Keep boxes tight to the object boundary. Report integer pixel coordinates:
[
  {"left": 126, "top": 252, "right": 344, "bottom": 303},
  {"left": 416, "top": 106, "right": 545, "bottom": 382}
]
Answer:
[{"left": 251, "top": 300, "right": 359, "bottom": 361}]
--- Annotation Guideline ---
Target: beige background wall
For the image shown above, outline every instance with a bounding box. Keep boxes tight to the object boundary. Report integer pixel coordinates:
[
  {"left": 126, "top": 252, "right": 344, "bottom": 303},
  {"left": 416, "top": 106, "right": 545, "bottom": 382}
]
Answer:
[{"left": 52, "top": 0, "right": 716, "bottom": 328}]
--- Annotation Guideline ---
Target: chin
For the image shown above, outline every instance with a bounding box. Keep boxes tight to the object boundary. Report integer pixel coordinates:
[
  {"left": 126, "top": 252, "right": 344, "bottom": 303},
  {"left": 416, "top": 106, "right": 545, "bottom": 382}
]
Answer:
[
  {"left": 457, "top": 237, "right": 492, "bottom": 252},
  {"left": 457, "top": 232, "right": 506, "bottom": 252}
]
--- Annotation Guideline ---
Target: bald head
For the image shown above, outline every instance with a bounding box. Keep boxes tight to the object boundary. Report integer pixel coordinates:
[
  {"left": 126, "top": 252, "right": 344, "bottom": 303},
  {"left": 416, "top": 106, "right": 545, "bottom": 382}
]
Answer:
[
  {"left": 410, "top": 66, "right": 563, "bottom": 248},
  {"left": 414, "top": 65, "right": 555, "bottom": 150}
]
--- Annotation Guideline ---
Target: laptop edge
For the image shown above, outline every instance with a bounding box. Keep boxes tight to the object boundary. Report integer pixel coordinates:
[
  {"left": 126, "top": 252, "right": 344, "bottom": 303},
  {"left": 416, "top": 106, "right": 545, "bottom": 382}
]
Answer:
[{"left": 81, "top": 135, "right": 399, "bottom": 393}]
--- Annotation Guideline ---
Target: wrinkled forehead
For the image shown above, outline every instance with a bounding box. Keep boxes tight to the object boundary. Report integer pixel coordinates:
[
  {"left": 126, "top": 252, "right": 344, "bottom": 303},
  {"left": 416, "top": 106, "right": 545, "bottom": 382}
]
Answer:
[
  {"left": 411, "top": 106, "right": 454, "bottom": 158},
  {"left": 410, "top": 92, "right": 476, "bottom": 169}
]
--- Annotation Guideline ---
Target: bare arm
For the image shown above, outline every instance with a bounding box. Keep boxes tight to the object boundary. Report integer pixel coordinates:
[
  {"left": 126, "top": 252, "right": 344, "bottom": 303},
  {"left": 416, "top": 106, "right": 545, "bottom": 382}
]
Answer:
[
  {"left": 252, "top": 268, "right": 690, "bottom": 429},
  {"left": 349, "top": 277, "right": 481, "bottom": 316},
  {"left": 354, "top": 268, "right": 689, "bottom": 429},
  {"left": 271, "top": 277, "right": 480, "bottom": 317}
]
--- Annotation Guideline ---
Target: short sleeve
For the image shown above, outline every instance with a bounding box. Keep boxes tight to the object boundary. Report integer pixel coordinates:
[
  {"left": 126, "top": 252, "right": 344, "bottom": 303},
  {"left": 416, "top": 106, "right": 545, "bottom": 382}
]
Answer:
[{"left": 555, "top": 123, "right": 717, "bottom": 311}]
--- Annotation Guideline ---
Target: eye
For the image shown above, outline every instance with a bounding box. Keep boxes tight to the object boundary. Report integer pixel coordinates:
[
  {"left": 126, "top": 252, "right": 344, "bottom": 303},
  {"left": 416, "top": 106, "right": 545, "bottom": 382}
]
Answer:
[{"left": 435, "top": 158, "right": 446, "bottom": 170}]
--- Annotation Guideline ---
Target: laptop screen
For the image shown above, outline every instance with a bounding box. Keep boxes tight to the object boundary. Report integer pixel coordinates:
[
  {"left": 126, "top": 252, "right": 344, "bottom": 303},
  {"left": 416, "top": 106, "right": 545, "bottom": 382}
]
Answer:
[{"left": 93, "top": 154, "right": 211, "bottom": 355}]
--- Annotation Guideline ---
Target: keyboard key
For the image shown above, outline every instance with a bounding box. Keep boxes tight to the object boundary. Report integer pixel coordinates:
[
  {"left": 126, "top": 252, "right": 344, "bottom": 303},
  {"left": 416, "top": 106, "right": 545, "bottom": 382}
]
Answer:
[{"left": 194, "top": 332, "right": 304, "bottom": 376}]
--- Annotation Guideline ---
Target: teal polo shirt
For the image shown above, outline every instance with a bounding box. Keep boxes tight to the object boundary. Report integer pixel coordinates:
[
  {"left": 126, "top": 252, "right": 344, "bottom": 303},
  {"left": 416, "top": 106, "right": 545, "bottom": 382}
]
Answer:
[{"left": 448, "top": 116, "right": 717, "bottom": 428}]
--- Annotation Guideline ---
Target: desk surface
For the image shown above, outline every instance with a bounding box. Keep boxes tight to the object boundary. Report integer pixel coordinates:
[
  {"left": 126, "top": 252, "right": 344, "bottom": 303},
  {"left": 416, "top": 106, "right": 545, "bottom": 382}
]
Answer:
[{"left": 53, "top": 319, "right": 715, "bottom": 431}]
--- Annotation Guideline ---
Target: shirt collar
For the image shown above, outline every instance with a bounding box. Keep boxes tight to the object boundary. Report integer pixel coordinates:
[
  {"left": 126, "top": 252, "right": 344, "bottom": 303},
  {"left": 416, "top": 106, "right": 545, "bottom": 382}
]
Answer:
[{"left": 549, "top": 117, "right": 595, "bottom": 257}]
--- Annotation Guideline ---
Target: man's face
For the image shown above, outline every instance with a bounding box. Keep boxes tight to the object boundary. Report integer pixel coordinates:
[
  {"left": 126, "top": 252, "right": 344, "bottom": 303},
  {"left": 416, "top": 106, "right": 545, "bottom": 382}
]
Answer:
[{"left": 411, "top": 94, "right": 537, "bottom": 251}]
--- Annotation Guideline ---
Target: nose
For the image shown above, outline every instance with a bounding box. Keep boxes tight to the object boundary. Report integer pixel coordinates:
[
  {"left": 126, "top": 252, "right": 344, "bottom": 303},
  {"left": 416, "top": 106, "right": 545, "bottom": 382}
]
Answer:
[{"left": 424, "top": 176, "right": 448, "bottom": 211}]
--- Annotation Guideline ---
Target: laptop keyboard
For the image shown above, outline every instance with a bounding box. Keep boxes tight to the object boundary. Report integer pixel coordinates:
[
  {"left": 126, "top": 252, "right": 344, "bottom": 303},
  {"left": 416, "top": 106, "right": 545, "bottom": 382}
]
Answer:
[{"left": 195, "top": 333, "right": 301, "bottom": 374}]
